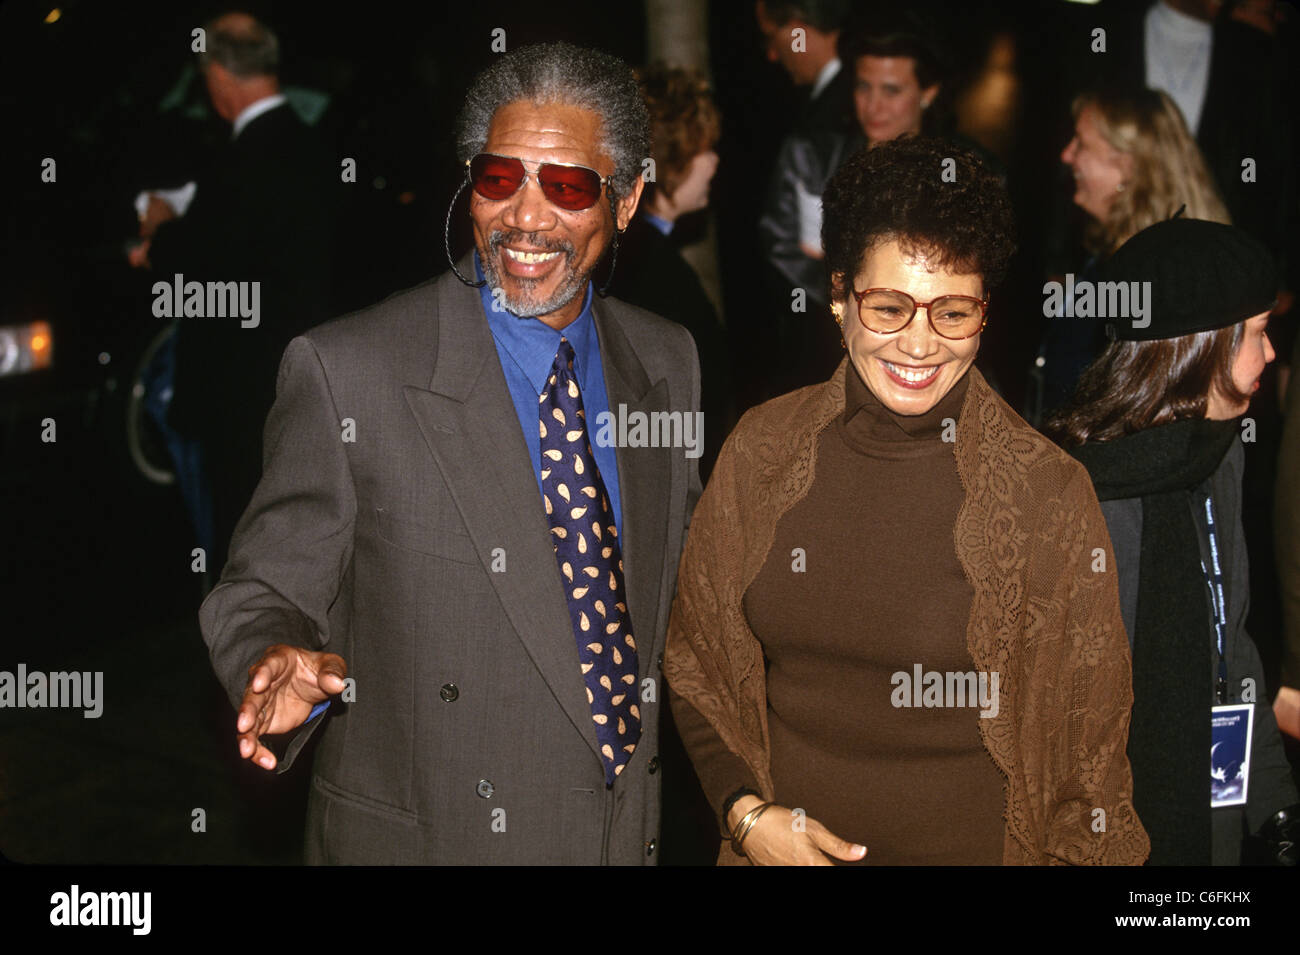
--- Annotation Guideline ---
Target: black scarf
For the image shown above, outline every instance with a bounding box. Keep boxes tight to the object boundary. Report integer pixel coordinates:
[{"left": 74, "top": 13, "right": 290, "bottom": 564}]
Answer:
[{"left": 1071, "top": 418, "right": 1238, "bottom": 865}]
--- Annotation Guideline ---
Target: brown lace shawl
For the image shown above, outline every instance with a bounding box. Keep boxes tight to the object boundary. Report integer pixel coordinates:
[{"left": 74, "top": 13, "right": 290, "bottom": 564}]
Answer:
[{"left": 664, "top": 360, "right": 1150, "bottom": 865}]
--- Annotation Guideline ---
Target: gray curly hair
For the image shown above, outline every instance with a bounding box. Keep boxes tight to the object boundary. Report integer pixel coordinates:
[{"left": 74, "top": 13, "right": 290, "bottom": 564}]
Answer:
[{"left": 456, "top": 42, "right": 650, "bottom": 200}]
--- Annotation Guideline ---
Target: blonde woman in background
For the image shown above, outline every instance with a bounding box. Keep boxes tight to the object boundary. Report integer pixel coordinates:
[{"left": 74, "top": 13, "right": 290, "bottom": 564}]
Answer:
[{"left": 1030, "top": 85, "right": 1230, "bottom": 423}]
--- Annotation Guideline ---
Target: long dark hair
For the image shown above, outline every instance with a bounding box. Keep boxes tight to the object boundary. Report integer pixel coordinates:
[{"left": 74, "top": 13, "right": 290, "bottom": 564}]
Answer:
[{"left": 1045, "top": 324, "right": 1249, "bottom": 448}]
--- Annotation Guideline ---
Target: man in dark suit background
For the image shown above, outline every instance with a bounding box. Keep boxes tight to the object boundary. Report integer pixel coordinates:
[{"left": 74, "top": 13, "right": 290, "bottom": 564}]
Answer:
[
  {"left": 132, "top": 11, "right": 336, "bottom": 576},
  {"left": 754, "top": 0, "right": 852, "bottom": 398},
  {"left": 200, "top": 42, "right": 701, "bottom": 864},
  {"left": 755, "top": 0, "right": 853, "bottom": 134},
  {"left": 755, "top": 0, "right": 852, "bottom": 305}
]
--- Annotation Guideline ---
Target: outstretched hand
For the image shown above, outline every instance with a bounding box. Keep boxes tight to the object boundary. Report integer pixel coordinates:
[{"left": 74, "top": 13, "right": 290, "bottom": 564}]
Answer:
[{"left": 236, "top": 644, "right": 347, "bottom": 770}]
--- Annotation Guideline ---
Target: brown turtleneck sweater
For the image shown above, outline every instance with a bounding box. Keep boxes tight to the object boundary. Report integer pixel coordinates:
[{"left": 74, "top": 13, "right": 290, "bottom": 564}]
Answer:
[{"left": 672, "top": 361, "right": 1007, "bottom": 864}]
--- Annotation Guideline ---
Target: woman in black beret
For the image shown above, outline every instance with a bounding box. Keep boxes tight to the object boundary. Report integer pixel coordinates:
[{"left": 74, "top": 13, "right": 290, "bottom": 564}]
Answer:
[{"left": 1048, "top": 217, "right": 1299, "bottom": 866}]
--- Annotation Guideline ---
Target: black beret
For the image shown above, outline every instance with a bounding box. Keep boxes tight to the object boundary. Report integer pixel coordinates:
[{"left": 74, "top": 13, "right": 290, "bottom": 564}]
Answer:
[{"left": 1099, "top": 218, "right": 1276, "bottom": 342}]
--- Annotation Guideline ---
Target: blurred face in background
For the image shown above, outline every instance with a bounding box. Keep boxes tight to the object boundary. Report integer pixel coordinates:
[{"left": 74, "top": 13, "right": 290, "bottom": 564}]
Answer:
[
  {"left": 854, "top": 55, "right": 937, "bottom": 147},
  {"left": 836, "top": 238, "right": 983, "bottom": 416},
  {"left": 201, "top": 62, "right": 237, "bottom": 122},
  {"left": 1229, "top": 0, "right": 1277, "bottom": 33},
  {"left": 666, "top": 149, "right": 719, "bottom": 217},
  {"left": 1207, "top": 311, "right": 1275, "bottom": 419},
  {"left": 756, "top": 2, "right": 821, "bottom": 85},
  {"left": 1061, "top": 104, "right": 1132, "bottom": 222}
]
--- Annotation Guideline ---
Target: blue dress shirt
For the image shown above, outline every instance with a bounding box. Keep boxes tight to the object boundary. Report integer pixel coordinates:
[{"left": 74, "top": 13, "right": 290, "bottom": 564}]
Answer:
[
  {"left": 642, "top": 211, "right": 674, "bottom": 236},
  {"left": 474, "top": 251, "right": 623, "bottom": 535}
]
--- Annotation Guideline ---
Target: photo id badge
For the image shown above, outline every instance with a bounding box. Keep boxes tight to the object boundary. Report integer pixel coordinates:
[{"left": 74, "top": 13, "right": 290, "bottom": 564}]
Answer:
[{"left": 1210, "top": 703, "right": 1254, "bottom": 808}]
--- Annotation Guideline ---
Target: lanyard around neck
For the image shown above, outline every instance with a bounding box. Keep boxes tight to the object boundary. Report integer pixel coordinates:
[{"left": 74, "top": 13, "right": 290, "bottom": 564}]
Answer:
[{"left": 1200, "top": 494, "right": 1229, "bottom": 705}]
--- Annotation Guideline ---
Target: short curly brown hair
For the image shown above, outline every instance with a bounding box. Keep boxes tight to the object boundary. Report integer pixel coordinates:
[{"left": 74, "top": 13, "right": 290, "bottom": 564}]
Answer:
[
  {"left": 636, "top": 63, "right": 720, "bottom": 205},
  {"left": 821, "top": 137, "right": 1017, "bottom": 303}
]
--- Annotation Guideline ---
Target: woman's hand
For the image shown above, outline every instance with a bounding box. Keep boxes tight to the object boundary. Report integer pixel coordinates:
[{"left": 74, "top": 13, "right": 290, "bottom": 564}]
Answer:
[{"left": 727, "top": 795, "right": 867, "bottom": 866}]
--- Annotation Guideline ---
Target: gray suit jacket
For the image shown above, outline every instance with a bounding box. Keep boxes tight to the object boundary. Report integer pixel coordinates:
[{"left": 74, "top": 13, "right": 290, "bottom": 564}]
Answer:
[{"left": 200, "top": 255, "right": 702, "bottom": 864}]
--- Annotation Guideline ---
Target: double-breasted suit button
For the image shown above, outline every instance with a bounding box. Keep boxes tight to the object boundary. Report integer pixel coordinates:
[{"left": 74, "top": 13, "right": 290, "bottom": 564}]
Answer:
[
  {"left": 476, "top": 779, "right": 494, "bottom": 799},
  {"left": 647, "top": 756, "right": 660, "bottom": 774},
  {"left": 645, "top": 838, "right": 656, "bottom": 856},
  {"left": 439, "top": 683, "right": 459, "bottom": 702}
]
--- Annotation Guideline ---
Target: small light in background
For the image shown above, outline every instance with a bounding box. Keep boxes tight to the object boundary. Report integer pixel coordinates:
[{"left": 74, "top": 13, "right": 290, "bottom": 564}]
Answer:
[
  {"left": 28, "top": 321, "right": 53, "bottom": 371},
  {"left": 0, "top": 320, "right": 53, "bottom": 377},
  {"left": 44, "top": 7, "right": 62, "bottom": 23}
]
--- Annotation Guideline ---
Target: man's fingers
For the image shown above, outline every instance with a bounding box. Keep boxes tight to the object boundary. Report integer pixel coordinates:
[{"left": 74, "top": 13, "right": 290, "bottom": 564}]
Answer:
[
  {"left": 237, "top": 651, "right": 292, "bottom": 734},
  {"left": 248, "top": 654, "right": 289, "bottom": 693},
  {"left": 240, "top": 737, "right": 277, "bottom": 770},
  {"left": 808, "top": 821, "right": 867, "bottom": 861},
  {"left": 236, "top": 685, "right": 274, "bottom": 733},
  {"left": 236, "top": 659, "right": 283, "bottom": 730},
  {"left": 316, "top": 673, "right": 345, "bottom": 696},
  {"left": 238, "top": 689, "right": 275, "bottom": 736},
  {"left": 233, "top": 648, "right": 345, "bottom": 762},
  {"left": 236, "top": 691, "right": 280, "bottom": 767},
  {"left": 314, "top": 655, "right": 348, "bottom": 695}
]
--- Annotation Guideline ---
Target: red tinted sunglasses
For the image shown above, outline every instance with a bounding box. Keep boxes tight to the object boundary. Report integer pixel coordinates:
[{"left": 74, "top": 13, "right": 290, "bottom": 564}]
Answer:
[{"left": 467, "top": 153, "right": 610, "bottom": 211}]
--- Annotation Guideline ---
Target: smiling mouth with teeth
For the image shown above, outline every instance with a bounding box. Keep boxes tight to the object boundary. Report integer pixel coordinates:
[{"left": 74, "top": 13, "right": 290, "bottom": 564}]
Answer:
[
  {"left": 502, "top": 247, "right": 562, "bottom": 264},
  {"left": 883, "top": 360, "right": 941, "bottom": 385}
]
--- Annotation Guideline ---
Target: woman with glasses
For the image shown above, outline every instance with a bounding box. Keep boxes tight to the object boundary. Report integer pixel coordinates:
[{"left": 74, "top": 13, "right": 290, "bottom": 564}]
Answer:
[
  {"left": 1047, "top": 218, "right": 1299, "bottom": 866},
  {"left": 664, "top": 137, "right": 1149, "bottom": 865}
]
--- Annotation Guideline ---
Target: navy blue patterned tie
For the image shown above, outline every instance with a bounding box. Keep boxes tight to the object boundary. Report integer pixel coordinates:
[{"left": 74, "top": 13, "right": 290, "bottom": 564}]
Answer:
[{"left": 540, "top": 338, "right": 641, "bottom": 784}]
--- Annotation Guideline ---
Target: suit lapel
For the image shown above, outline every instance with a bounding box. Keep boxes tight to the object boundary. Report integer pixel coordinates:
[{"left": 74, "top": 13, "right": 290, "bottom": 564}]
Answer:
[
  {"left": 592, "top": 297, "right": 672, "bottom": 686},
  {"left": 401, "top": 260, "right": 598, "bottom": 755}
]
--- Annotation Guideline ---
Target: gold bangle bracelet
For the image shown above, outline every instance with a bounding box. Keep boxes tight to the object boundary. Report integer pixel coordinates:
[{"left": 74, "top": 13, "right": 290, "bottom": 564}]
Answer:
[
  {"left": 729, "top": 802, "right": 767, "bottom": 844},
  {"left": 737, "top": 802, "right": 774, "bottom": 850},
  {"left": 731, "top": 801, "right": 774, "bottom": 853}
]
